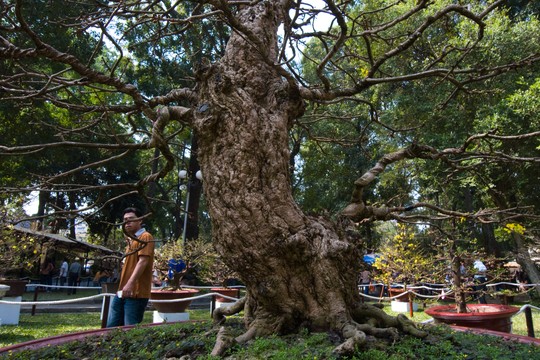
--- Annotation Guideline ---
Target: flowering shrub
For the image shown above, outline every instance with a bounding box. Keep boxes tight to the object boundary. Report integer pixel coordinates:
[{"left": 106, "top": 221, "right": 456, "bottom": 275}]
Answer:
[
  {"left": 372, "top": 224, "right": 434, "bottom": 286},
  {"left": 0, "top": 225, "right": 41, "bottom": 278}
]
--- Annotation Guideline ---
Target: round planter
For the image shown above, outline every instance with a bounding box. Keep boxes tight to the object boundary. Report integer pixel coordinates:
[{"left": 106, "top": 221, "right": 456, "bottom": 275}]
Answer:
[
  {"left": 425, "top": 304, "right": 520, "bottom": 333},
  {"left": 211, "top": 288, "right": 240, "bottom": 303},
  {"left": 0, "top": 279, "right": 28, "bottom": 297},
  {"left": 150, "top": 289, "right": 199, "bottom": 313}
]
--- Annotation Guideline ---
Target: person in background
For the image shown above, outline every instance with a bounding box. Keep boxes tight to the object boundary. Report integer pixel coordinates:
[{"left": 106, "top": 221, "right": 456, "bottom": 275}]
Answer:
[
  {"left": 473, "top": 259, "right": 488, "bottom": 304},
  {"left": 107, "top": 207, "right": 155, "bottom": 327},
  {"left": 93, "top": 268, "right": 108, "bottom": 285},
  {"left": 93, "top": 268, "right": 111, "bottom": 292},
  {"left": 111, "top": 267, "right": 119, "bottom": 283},
  {"left": 67, "top": 257, "right": 82, "bottom": 295},
  {"left": 40, "top": 258, "right": 54, "bottom": 292},
  {"left": 152, "top": 267, "right": 163, "bottom": 287},
  {"left": 359, "top": 267, "right": 371, "bottom": 295},
  {"left": 59, "top": 258, "right": 69, "bottom": 290}
]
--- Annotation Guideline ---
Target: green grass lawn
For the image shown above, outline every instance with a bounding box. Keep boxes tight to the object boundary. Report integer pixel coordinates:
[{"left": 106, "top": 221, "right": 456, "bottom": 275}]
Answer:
[
  {"left": 1, "top": 293, "right": 539, "bottom": 349},
  {"left": 0, "top": 309, "right": 212, "bottom": 348}
]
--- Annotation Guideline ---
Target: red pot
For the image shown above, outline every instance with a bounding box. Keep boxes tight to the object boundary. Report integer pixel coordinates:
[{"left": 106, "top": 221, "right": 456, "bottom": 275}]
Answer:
[
  {"left": 0, "top": 279, "right": 28, "bottom": 297},
  {"left": 425, "top": 304, "right": 520, "bottom": 333},
  {"left": 150, "top": 289, "right": 199, "bottom": 313},
  {"left": 211, "top": 288, "right": 240, "bottom": 303}
]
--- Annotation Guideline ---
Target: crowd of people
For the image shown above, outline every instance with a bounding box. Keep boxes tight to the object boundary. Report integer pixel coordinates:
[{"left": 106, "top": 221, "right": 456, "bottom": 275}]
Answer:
[{"left": 37, "top": 255, "right": 118, "bottom": 294}]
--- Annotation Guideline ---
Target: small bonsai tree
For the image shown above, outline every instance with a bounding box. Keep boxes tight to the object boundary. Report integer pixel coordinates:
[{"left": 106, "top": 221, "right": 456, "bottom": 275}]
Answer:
[
  {"left": 154, "top": 238, "right": 215, "bottom": 290},
  {"left": 154, "top": 237, "right": 238, "bottom": 290},
  {"left": 198, "top": 252, "right": 238, "bottom": 289},
  {"left": 430, "top": 227, "right": 507, "bottom": 313}
]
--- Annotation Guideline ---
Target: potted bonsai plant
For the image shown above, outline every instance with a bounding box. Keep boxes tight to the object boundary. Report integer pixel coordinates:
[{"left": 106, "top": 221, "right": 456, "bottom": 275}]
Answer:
[
  {"left": 424, "top": 228, "right": 521, "bottom": 334},
  {"left": 198, "top": 252, "right": 240, "bottom": 304},
  {"left": 150, "top": 238, "right": 211, "bottom": 313}
]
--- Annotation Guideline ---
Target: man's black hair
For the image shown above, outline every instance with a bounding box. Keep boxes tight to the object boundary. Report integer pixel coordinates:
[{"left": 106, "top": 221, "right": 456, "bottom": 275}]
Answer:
[{"left": 123, "top": 207, "right": 143, "bottom": 218}]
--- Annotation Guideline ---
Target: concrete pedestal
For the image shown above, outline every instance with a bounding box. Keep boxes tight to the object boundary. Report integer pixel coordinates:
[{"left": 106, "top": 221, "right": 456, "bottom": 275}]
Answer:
[
  {"left": 153, "top": 311, "right": 189, "bottom": 323},
  {"left": 390, "top": 300, "right": 418, "bottom": 313},
  {"left": 0, "top": 296, "right": 22, "bottom": 325}
]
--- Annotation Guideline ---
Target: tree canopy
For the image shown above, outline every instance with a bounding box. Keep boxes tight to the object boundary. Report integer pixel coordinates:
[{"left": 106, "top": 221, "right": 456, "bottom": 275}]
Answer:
[{"left": 1, "top": 0, "right": 540, "bottom": 354}]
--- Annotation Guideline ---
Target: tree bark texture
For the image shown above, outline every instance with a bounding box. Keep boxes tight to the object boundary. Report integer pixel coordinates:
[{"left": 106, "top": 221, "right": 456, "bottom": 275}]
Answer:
[{"left": 193, "top": 3, "right": 362, "bottom": 336}]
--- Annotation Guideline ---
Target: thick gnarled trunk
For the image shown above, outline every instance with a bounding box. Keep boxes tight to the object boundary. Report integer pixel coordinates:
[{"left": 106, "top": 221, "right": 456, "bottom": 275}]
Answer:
[
  {"left": 193, "top": 3, "right": 361, "bottom": 336},
  {"left": 192, "top": 5, "right": 425, "bottom": 350}
]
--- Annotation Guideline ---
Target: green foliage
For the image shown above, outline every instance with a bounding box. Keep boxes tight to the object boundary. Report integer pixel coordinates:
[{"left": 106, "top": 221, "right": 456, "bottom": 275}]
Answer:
[
  {"left": 0, "top": 225, "right": 41, "bottom": 277},
  {"left": 373, "top": 224, "right": 437, "bottom": 285},
  {"left": 154, "top": 238, "right": 236, "bottom": 288}
]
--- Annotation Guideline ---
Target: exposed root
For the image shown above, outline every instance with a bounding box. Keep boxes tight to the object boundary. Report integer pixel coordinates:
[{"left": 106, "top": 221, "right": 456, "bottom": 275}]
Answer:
[
  {"left": 395, "top": 313, "right": 427, "bottom": 338},
  {"left": 209, "top": 297, "right": 250, "bottom": 356},
  {"left": 355, "top": 323, "right": 399, "bottom": 340},
  {"left": 333, "top": 323, "right": 367, "bottom": 356},
  {"left": 210, "top": 326, "right": 235, "bottom": 357},
  {"left": 210, "top": 300, "right": 428, "bottom": 357},
  {"left": 352, "top": 303, "right": 427, "bottom": 338},
  {"left": 332, "top": 301, "right": 428, "bottom": 355},
  {"left": 235, "top": 325, "right": 258, "bottom": 344},
  {"left": 212, "top": 296, "right": 246, "bottom": 326},
  {"left": 210, "top": 321, "right": 258, "bottom": 357}
]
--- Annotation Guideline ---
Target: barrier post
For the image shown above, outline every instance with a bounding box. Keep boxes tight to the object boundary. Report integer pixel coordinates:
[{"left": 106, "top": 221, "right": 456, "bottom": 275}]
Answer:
[
  {"left": 31, "top": 286, "right": 40, "bottom": 316},
  {"left": 210, "top": 294, "right": 216, "bottom": 315},
  {"left": 101, "top": 295, "right": 111, "bottom": 329},
  {"left": 525, "top": 306, "right": 535, "bottom": 338},
  {"left": 408, "top": 291, "right": 413, "bottom": 318}
]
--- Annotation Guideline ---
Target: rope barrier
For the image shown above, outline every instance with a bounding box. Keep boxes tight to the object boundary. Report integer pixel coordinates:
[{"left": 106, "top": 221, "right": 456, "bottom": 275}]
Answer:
[
  {"left": 148, "top": 293, "right": 239, "bottom": 303},
  {"left": 25, "top": 284, "right": 102, "bottom": 290},
  {"left": 357, "top": 281, "right": 540, "bottom": 301},
  {"left": 2, "top": 281, "right": 538, "bottom": 307},
  {"left": 179, "top": 285, "right": 246, "bottom": 290},
  {"left": 514, "top": 304, "right": 540, "bottom": 317},
  {"left": 0, "top": 291, "right": 239, "bottom": 306},
  {"left": 486, "top": 282, "right": 538, "bottom": 288},
  {"left": 0, "top": 293, "right": 112, "bottom": 306}
]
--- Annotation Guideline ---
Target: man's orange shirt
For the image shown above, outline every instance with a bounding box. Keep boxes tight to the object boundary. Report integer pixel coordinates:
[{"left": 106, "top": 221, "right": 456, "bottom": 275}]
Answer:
[{"left": 119, "top": 231, "right": 155, "bottom": 298}]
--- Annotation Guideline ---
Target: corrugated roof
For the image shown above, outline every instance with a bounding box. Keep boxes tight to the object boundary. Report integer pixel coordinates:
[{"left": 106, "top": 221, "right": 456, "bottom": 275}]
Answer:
[{"left": 12, "top": 224, "right": 119, "bottom": 255}]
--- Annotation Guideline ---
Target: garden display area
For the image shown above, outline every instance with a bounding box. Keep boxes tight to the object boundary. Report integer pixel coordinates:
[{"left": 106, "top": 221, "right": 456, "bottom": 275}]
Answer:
[
  {"left": 2, "top": 1, "right": 540, "bottom": 359},
  {"left": 2, "top": 316, "right": 540, "bottom": 360},
  {"left": 1, "top": 288, "right": 540, "bottom": 359}
]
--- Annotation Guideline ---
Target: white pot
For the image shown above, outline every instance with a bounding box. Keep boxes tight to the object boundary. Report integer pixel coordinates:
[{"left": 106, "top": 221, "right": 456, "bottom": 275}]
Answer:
[
  {"left": 391, "top": 300, "right": 418, "bottom": 313},
  {"left": 0, "top": 284, "right": 10, "bottom": 298}
]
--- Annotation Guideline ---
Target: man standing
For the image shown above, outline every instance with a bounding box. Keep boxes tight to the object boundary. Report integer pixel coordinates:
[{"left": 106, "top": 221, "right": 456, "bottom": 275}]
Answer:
[
  {"left": 359, "top": 267, "right": 371, "bottom": 295},
  {"left": 473, "top": 259, "right": 488, "bottom": 304},
  {"left": 107, "top": 207, "right": 155, "bottom": 327},
  {"left": 67, "top": 257, "right": 82, "bottom": 295},
  {"left": 59, "top": 258, "right": 69, "bottom": 290}
]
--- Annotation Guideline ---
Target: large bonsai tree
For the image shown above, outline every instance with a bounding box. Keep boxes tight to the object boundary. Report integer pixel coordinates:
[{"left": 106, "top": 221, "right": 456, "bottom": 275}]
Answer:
[{"left": 1, "top": 0, "right": 540, "bottom": 354}]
